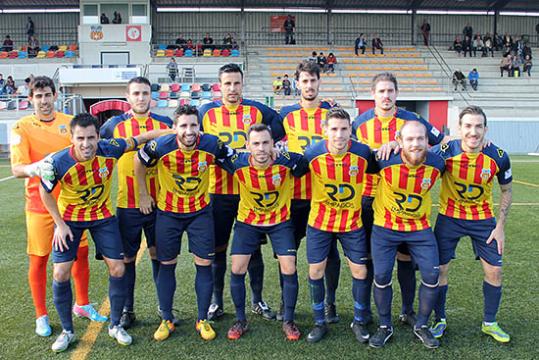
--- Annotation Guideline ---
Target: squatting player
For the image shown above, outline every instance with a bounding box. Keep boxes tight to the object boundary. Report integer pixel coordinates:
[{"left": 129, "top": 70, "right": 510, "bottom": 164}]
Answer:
[
  {"left": 198, "top": 63, "right": 285, "bottom": 321},
  {"left": 369, "top": 120, "right": 444, "bottom": 349},
  {"left": 352, "top": 72, "right": 447, "bottom": 326},
  {"left": 135, "top": 105, "right": 235, "bottom": 342},
  {"left": 10, "top": 76, "right": 106, "bottom": 338},
  {"left": 304, "top": 108, "right": 377, "bottom": 344},
  {"left": 39, "top": 113, "right": 165, "bottom": 352},
  {"left": 279, "top": 61, "right": 342, "bottom": 322},
  {"left": 221, "top": 124, "right": 307, "bottom": 341},
  {"left": 430, "top": 105, "right": 512, "bottom": 343},
  {"left": 100, "top": 76, "right": 173, "bottom": 329}
]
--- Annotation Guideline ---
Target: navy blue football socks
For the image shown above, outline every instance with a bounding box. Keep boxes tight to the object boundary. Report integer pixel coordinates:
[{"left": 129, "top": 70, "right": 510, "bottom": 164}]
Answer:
[
  {"left": 416, "top": 283, "right": 439, "bottom": 328},
  {"left": 123, "top": 262, "right": 136, "bottom": 311},
  {"left": 211, "top": 250, "right": 227, "bottom": 308},
  {"left": 282, "top": 272, "right": 298, "bottom": 322},
  {"left": 195, "top": 264, "right": 213, "bottom": 321},
  {"left": 309, "top": 277, "right": 325, "bottom": 325},
  {"left": 156, "top": 263, "right": 176, "bottom": 321},
  {"left": 230, "top": 272, "right": 247, "bottom": 321},
  {"left": 483, "top": 281, "right": 502, "bottom": 323},
  {"left": 248, "top": 249, "right": 264, "bottom": 304},
  {"left": 397, "top": 259, "right": 416, "bottom": 315},
  {"left": 352, "top": 277, "right": 369, "bottom": 323},
  {"left": 109, "top": 274, "right": 127, "bottom": 326},
  {"left": 53, "top": 279, "right": 73, "bottom": 332}
]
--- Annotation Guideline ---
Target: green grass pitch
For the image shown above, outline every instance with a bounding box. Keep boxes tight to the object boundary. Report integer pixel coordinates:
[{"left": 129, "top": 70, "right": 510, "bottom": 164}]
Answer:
[{"left": 0, "top": 156, "right": 538, "bottom": 359}]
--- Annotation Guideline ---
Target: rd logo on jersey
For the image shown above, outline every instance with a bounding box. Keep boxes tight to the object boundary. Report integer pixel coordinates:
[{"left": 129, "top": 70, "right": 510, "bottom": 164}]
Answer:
[
  {"left": 481, "top": 168, "right": 491, "bottom": 180},
  {"left": 272, "top": 174, "right": 282, "bottom": 186},
  {"left": 349, "top": 165, "right": 358, "bottom": 176},
  {"left": 421, "top": 178, "right": 431, "bottom": 190},
  {"left": 198, "top": 161, "right": 208, "bottom": 173}
]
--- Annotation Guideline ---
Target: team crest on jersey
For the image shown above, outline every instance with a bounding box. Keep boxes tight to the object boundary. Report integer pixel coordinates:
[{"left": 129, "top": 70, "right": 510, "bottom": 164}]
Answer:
[
  {"left": 198, "top": 161, "right": 208, "bottom": 173},
  {"left": 481, "top": 168, "right": 491, "bottom": 180},
  {"left": 272, "top": 174, "right": 282, "bottom": 186},
  {"left": 58, "top": 124, "right": 67, "bottom": 134},
  {"left": 90, "top": 25, "right": 104, "bottom": 41},
  {"left": 98, "top": 166, "right": 110, "bottom": 179},
  {"left": 349, "top": 165, "right": 359, "bottom": 176},
  {"left": 421, "top": 178, "right": 431, "bottom": 190},
  {"left": 242, "top": 114, "right": 252, "bottom": 125}
]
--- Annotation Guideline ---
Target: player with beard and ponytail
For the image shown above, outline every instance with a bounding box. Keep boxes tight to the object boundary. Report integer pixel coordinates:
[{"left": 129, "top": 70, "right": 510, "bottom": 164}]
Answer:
[
  {"left": 368, "top": 121, "right": 445, "bottom": 349},
  {"left": 100, "top": 76, "right": 173, "bottom": 329}
]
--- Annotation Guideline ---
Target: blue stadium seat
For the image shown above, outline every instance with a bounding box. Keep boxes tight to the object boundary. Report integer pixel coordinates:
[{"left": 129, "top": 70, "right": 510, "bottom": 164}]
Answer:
[
  {"left": 184, "top": 49, "right": 193, "bottom": 57},
  {"left": 202, "top": 91, "right": 212, "bottom": 99},
  {"left": 41, "top": 45, "right": 50, "bottom": 52},
  {"left": 180, "top": 84, "right": 190, "bottom": 92},
  {"left": 65, "top": 50, "right": 75, "bottom": 58},
  {"left": 169, "top": 91, "right": 178, "bottom": 99},
  {"left": 231, "top": 49, "right": 240, "bottom": 57},
  {"left": 201, "top": 83, "right": 211, "bottom": 91},
  {"left": 73, "top": 64, "right": 82, "bottom": 68},
  {"left": 18, "top": 51, "right": 28, "bottom": 58},
  {"left": 158, "top": 44, "right": 167, "bottom": 50},
  {"left": 189, "top": 98, "right": 199, "bottom": 106},
  {"left": 191, "top": 91, "right": 201, "bottom": 99},
  {"left": 157, "top": 99, "right": 168, "bottom": 108},
  {"left": 151, "top": 83, "right": 161, "bottom": 92},
  {"left": 151, "top": 91, "right": 159, "bottom": 100}
]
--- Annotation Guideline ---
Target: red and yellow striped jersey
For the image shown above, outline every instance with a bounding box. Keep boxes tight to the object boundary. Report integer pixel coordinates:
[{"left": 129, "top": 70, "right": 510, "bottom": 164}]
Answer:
[
  {"left": 280, "top": 101, "right": 332, "bottom": 200},
  {"left": 42, "top": 138, "right": 136, "bottom": 222},
  {"left": 303, "top": 140, "right": 376, "bottom": 232},
  {"left": 374, "top": 152, "right": 445, "bottom": 231},
  {"left": 198, "top": 99, "right": 285, "bottom": 195},
  {"left": 100, "top": 111, "right": 173, "bottom": 208},
  {"left": 352, "top": 108, "right": 444, "bottom": 198},
  {"left": 138, "top": 133, "right": 234, "bottom": 214},
  {"left": 433, "top": 140, "right": 512, "bottom": 220},
  {"left": 220, "top": 151, "right": 308, "bottom": 225},
  {"left": 10, "top": 112, "right": 73, "bottom": 214}
]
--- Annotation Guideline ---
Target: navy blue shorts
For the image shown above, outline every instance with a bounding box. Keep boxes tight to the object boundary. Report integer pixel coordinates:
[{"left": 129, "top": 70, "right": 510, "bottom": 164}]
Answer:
[
  {"left": 155, "top": 207, "right": 215, "bottom": 262},
  {"left": 371, "top": 225, "right": 439, "bottom": 284},
  {"left": 231, "top": 220, "right": 297, "bottom": 257},
  {"left": 306, "top": 226, "right": 368, "bottom": 265},
  {"left": 53, "top": 216, "right": 124, "bottom": 263},
  {"left": 211, "top": 194, "right": 239, "bottom": 249},
  {"left": 117, "top": 207, "right": 156, "bottom": 258},
  {"left": 290, "top": 199, "right": 310, "bottom": 247},
  {"left": 434, "top": 214, "right": 501, "bottom": 266}
]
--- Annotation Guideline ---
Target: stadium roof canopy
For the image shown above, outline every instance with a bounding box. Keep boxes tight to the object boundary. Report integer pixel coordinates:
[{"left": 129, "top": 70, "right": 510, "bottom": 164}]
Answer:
[{"left": 2, "top": 0, "right": 539, "bottom": 12}]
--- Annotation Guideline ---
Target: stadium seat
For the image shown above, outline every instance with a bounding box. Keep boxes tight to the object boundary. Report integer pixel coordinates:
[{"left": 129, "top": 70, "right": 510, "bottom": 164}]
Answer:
[
  {"left": 0, "top": 52, "right": 7, "bottom": 59},
  {"left": 201, "top": 83, "right": 211, "bottom": 92},
  {"left": 202, "top": 91, "right": 212, "bottom": 99},
  {"left": 159, "top": 91, "right": 169, "bottom": 100},
  {"left": 212, "top": 49, "right": 221, "bottom": 57},
  {"left": 170, "top": 83, "right": 180, "bottom": 92},
  {"left": 151, "top": 83, "right": 161, "bottom": 92},
  {"left": 211, "top": 83, "right": 221, "bottom": 91},
  {"left": 231, "top": 49, "right": 240, "bottom": 57},
  {"left": 158, "top": 44, "right": 167, "bottom": 50},
  {"left": 0, "top": 101, "right": 7, "bottom": 110},
  {"left": 41, "top": 45, "right": 50, "bottom": 52},
  {"left": 18, "top": 100, "right": 29, "bottom": 110},
  {"left": 168, "top": 99, "right": 179, "bottom": 108},
  {"left": 157, "top": 99, "right": 168, "bottom": 108},
  {"left": 179, "top": 98, "right": 189, "bottom": 106},
  {"left": 203, "top": 49, "right": 212, "bottom": 57},
  {"left": 156, "top": 50, "right": 165, "bottom": 57},
  {"left": 7, "top": 100, "right": 16, "bottom": 110},
  {"left": 179, "top": 91, "right": 190, "bottom": 98},
  {"left": 175, "top": 49, "right": 184, "bottom": 57},
  {"left": 212, "top": 91, "right": 222, "bottom": 98},
  {"left": 150, "top": 99, "right": 157, "bottom": 108},
  {"left": 180, "top": 84, "right": 190, "bottom": 92},
  {"left": 18, "top": 51, "right": 28, "bottom": 59},
  {"left": 126, "top": 64, "right": 137, "bottom": 68},
  {"left": 151, "top": 91, "right": 159, "bottom": 100},
  {"left": 58, "top": 45, "right": 68, "bottom": 51},
  {"left": 221, "top": 49, "right": 230, "bottom": 57},
  {"left": 55, "top": 51, "right": 65, "bottom": 58},
  {"left": 68, "top": 44, "right": 78, "bottom": 51},
  {"left": 8, "top": 51, "right": 18, "bottom": 59},
  {"left": 36, "top": 51, "right": 46, "bottom": 58},
  {"left": 189, "top": 99, "right": 199, "bottom": 106},
  {"left": 169, "top": 91, "right": 178, "bottom": 99},
  {"left": 165, "top": 49, "right": 174, "bottom": 57},
  {"left": 160, "top": 84, "right": 170, "bottom": 92},
  {"left": 46, "top": 51, "right": 55, "bottom": 58},
  {"left": 191, "top": 91, "right": 201, "bottom": 99},
  {"left": 191, "top": 83, "right": 201, "bottom": 92},
  {"left": 184, "top": 49, "right": 193, "bottom": 57},
  {"left": 19, "top": 45, "right": 28, "bottom": 52},
  {"left": 91, "top": 64, "right": 101, "bottom": 68},
  {"left": 65, "top": 50, "right": 75, "bottom": 58}
]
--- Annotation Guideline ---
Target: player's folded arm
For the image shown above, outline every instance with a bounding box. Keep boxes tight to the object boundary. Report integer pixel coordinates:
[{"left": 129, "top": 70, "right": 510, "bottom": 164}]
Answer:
[{"left": 137, "top": 140, "right": 159, "bottom": 167}]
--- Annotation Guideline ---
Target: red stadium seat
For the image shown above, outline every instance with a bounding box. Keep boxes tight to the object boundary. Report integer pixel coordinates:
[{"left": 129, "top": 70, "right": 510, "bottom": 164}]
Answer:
[
  {"left": 191, "top": 83, "right": 201, "bottom": 92},
  {"left": 221, "top": 48, "right": 230, "bottom": 57},
  {"left": 8, "top": 51, "right": 18, "bottom": 59},
  {"left": 211, "top": 83, "right": 220, "bottom": 91},
  {"left": 55, "top": 51, "right": 65, "bottom": 58},
  {"left": 159, "top": 91, "right": 169, "bottom": 99},
  {"left": 179, "top": 98, "right": 189, "bottom": 106},
  {"left": 175, "top": 49, "right": 184, "bottom": 57},
  {"left": 170, "top": 83, "right": 180, "bottom": 92}
]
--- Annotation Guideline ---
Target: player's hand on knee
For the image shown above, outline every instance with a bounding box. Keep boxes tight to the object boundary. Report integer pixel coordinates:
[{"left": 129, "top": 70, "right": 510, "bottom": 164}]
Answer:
[
  {"left": 53, "top": 223, "right": 73, "bottom": 252},
  {"left": 486, "top": 225, "right": 504, "bottom": 255},
  {"left": 139, "top": 194, "right": 155, "bottom": 215}
]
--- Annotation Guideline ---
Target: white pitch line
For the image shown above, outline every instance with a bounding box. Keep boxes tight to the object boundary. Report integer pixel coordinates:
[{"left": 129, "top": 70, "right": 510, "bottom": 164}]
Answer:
[{"left": 0, "top": 175, "right": 15, "bottom": 182}]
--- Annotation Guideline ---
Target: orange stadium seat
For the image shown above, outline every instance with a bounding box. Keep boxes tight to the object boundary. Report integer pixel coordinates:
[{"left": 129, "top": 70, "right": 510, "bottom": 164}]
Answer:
[
  {"left": 165, "top": 49, "right": 174, "bottom": 57},
  {"left": 46, "top": 51, "right": 55, "bottom": 58},
  {"left": 0, "top": 52, "right": 7, "bottom": 59},
  {"left": 212, "top": 49, "right": 221, "bottom": 57},
  {"left": 68, "top": 44, "right": 78, "bottom": 51}
]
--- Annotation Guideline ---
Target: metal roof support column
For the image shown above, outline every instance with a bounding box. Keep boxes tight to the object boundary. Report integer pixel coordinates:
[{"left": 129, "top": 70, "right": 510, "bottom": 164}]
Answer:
[
  {"left": 327, "top": 8, "right": 332, "bottom": 45},
  {"left": 493, "top": 9, "right": 499, "bottom": 38},
  {"left": 411, "top": 9, "right": 416, "bottom": 45},
  {"left": 240, "top": 0, "right": 245, "bottom": 47}
]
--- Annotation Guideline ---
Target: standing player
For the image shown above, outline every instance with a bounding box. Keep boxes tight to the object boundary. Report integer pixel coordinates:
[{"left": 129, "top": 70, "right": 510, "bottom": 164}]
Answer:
[
  {"left": 304, "top": 108, "right": 376, "bottom": 344},
  {"left": 100, "top": 76, "right": 173, "bottom": 329},
  {"left": 369, "top": 121, "right": 444, "bottom": 349},
  {"left": 352, "top": 72, "right": 447, "bottom": 325},
  {"left": 222, "top": 124, "right": 307, "bottom": 341},
  {"left": 135, "top": 105, "right": 235, "bottom": 342},
  {"left": 198, "top": 63, "right": 285, "bottom": 321},
  {"left": 430, "top": 106, "right": 512, "bottom": 343},
  {"left": 39, "top": 113, "right": 164, "bottom": 352},
  {"left": 10, "top": 76, "right": 106, "bottom": 338},
  {"left": 279, "top": 61, "right": 342, "bottom": 322}
]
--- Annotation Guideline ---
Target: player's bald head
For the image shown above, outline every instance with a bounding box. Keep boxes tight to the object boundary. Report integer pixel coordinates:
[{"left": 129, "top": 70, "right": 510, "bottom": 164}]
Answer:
[{"left": 397, "top": 120, "right": 428, "bottom": 139}]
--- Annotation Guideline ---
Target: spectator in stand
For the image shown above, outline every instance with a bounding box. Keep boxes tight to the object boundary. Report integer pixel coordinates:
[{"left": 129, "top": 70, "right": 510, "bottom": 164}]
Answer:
[
  {"left": 272, "top": 76, "right": 283, "bottom": 94},
  {"left": 2, "top": 35, "right": 13, "bottom": 52},
  {"left": 372, "top": 35, "right": 384, "bottom": 54},
  {"left": 468, "top": 68, "right": 479, "bottom": 91},
  {"left": 472, "top": 34, "right": 484, "bottom": 57},
  {"left": 463, "top": 35, "right": 472, "bottom": 57},
  {"left": 463, "top": 23, "right": 473, "bottom": 40},
  {"left": 28, "top": 36, "right": 40, "bottom": 57},
  {"left": 317, "top": 52, "right": 327, "bottom": 71},
  {"left": 17, "top": 77, "right": 31, "bottom": 97},
  {"left": 203, "top": 33, "right": 214, "bottom": 50},
  {"left": 502, "top": 33, "right": 513, "bottom": 55},
  {"left": 523, "top": 55, "right": 533, "bottom": 76},
  {"left": 512, "top": 54, "right": 522, "bottom": 77},
  {"left": 282, "top": 74, "right": 291, "bottom": 96},
  {"left": 26, "top": 16, "right": 35, "bottom": 42},
  {"left": 284, "top": 15, "right": 296, "bottom": 45},
  {"left": 223, "top": 33, "right": 233, "bottom": 47},
  {"left": 186, "top": 38, "right": 194, "bottom": 49},
  {"left": 175, "top": 34, "right": 187, "bottom": 49},
  {"left": 452, "top": 35, "right": 463, "bottom": 56},
  {"left": 420, "top": 19, "right": 431, "bottom": 46},
  {"left": 167, "top": 57, "right": 178, "bottom": 82},
  {"left": 4, "top": 76, "right": 16, "bottom": 95},
  {"left": 500, "top": 54, "right": 512, "bottom": 77},
  {"left": 326, "top": 52, "right": 337, "bottom": 73},
  {"left": 100, "top": 13, "right": 110, "bottom": 24},
  {"left": 0, "top": 74, "right": 4, "bottom": 94},
  {"left": 484, "top": 33, "right": 494, "bottom": 57},
  {"left": 292, "top": 76, "right": 300, "bottom": 96},
  {"left": 512, "top": 36, "right": 523, "bottom": 58},
  {"left": 523, "top": 44, "right": 532, "bottom": 60},
  {"left": 492, "top": 32, "right": 502, "bottom": 51},
  {"left": 308, "top": 51, "right": 317, "bottom": 62},
  {"left": 452, "top": 70, "right": 466, "bottom": 91},
  {"left": 354, "top": 33, "right": 367, "bottom": 55},
  {"left": 112, "top": 11, "right": 122, "bottom": 24}
]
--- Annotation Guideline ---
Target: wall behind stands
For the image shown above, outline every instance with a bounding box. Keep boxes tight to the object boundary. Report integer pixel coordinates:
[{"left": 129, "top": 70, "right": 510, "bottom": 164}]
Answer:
[
  {"left": 487, "top": 119, "right": 539, "bottom": 154},
  {"left": 0, "top": 13, "right": 79, "bottom": 46}
]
